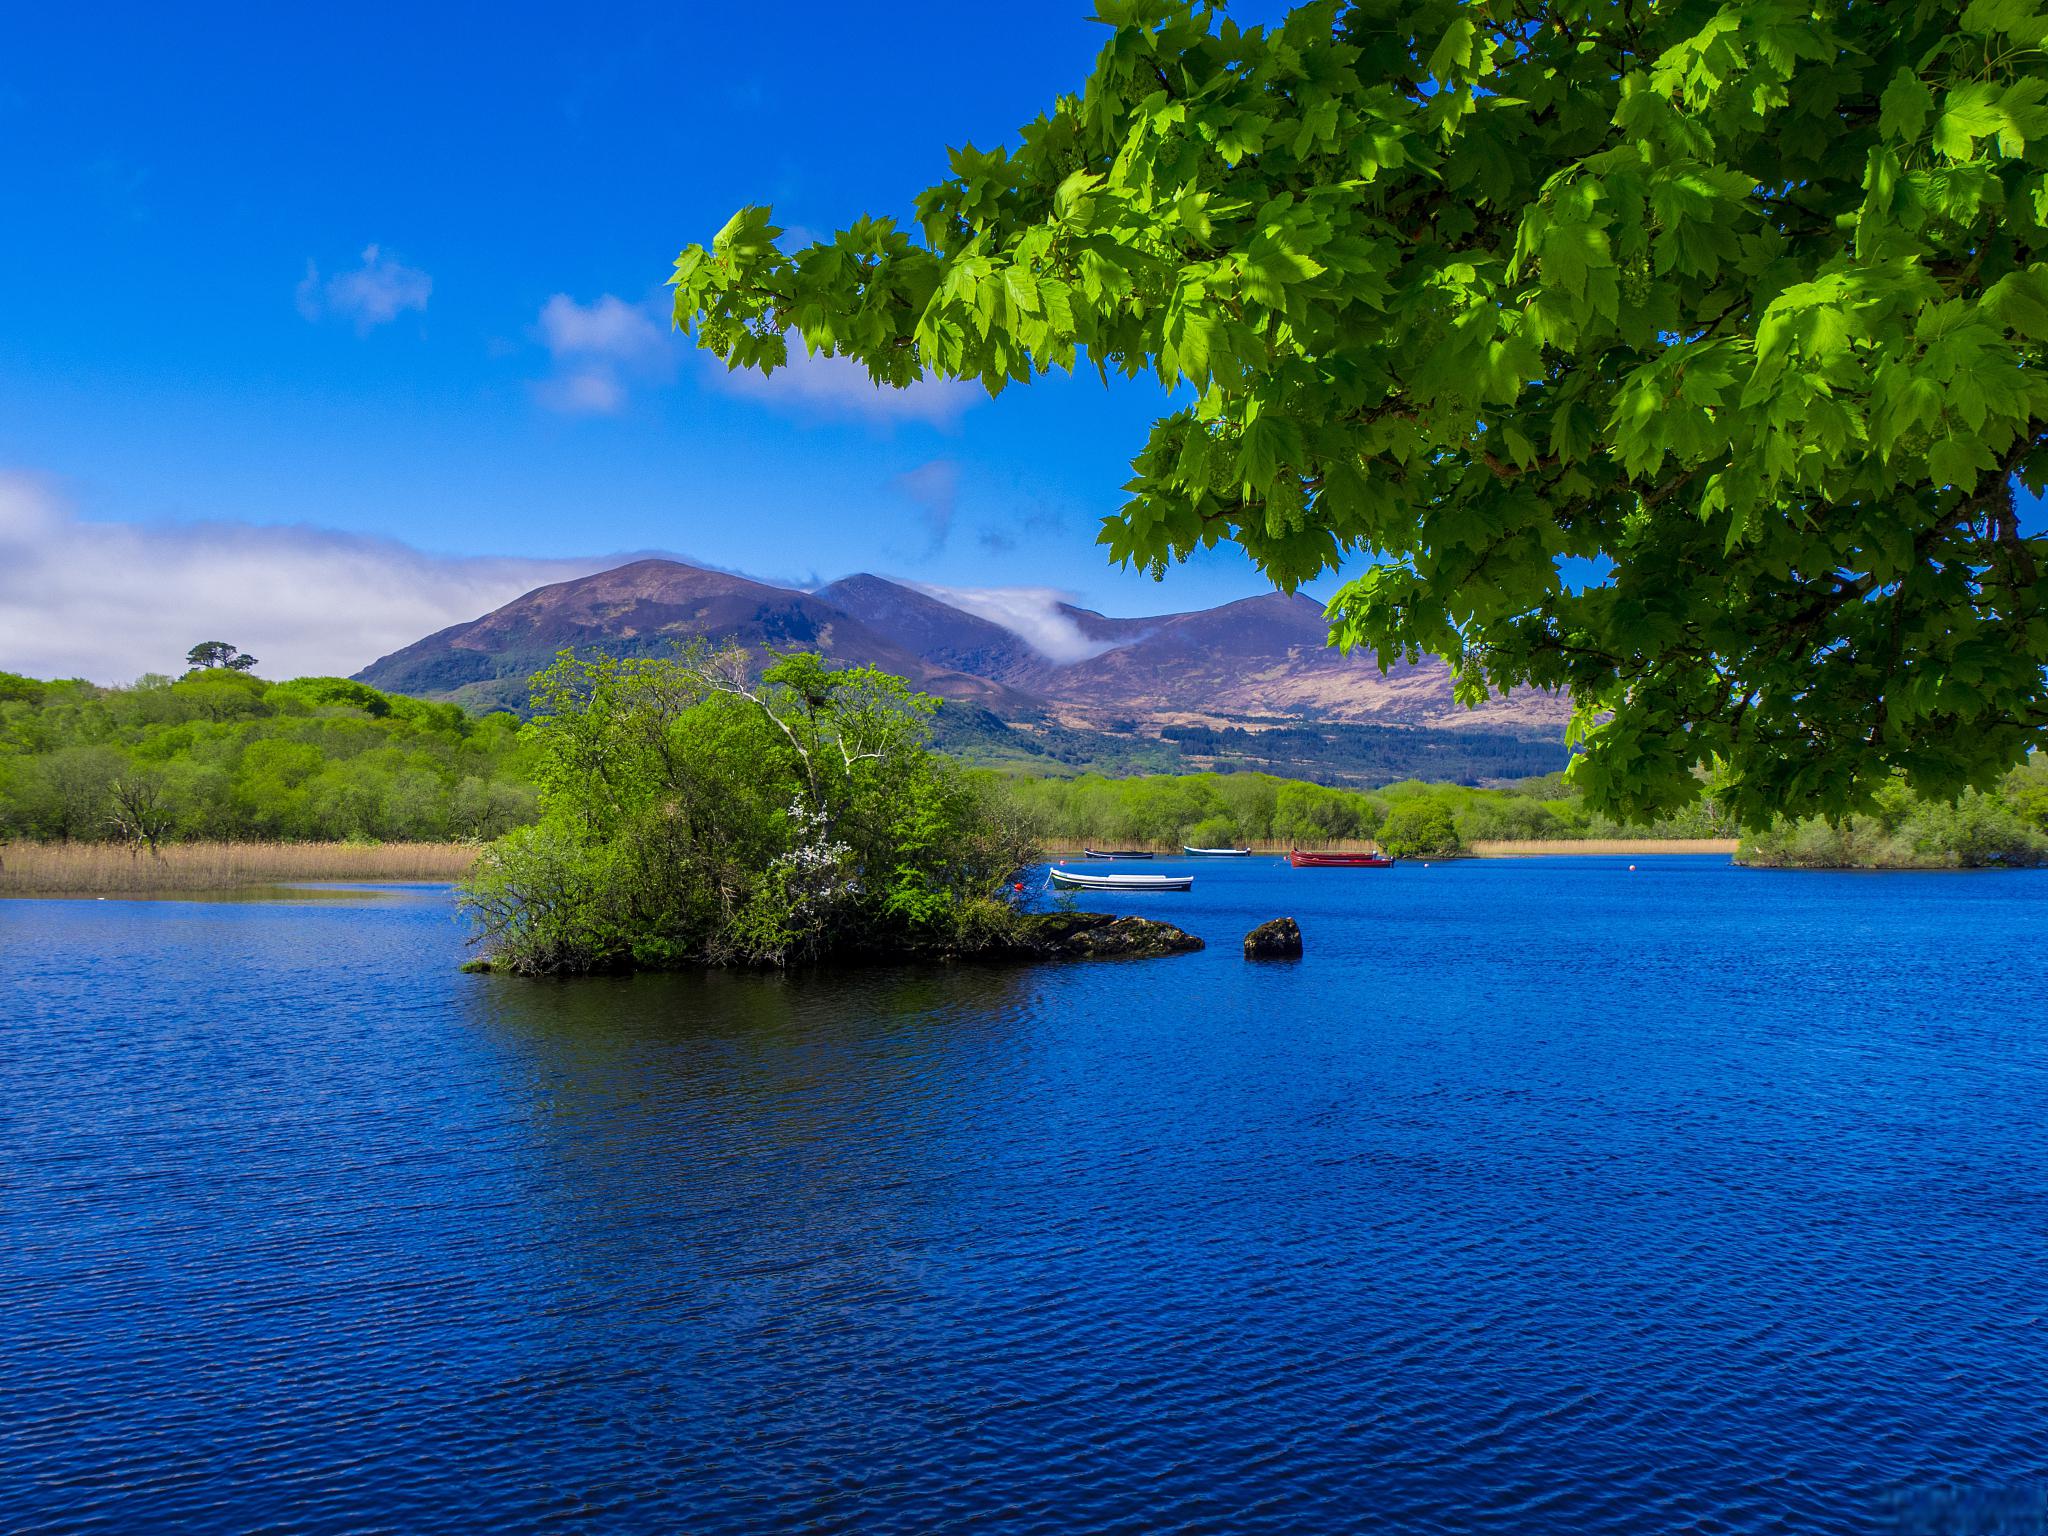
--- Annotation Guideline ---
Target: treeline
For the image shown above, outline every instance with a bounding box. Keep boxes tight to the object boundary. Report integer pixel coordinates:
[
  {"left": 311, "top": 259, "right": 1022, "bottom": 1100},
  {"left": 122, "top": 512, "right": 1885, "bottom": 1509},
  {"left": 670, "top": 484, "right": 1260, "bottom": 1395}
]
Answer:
[
  {"left": 5, "top": 662, "right": 2045, "bottom": 871},
  {"left": 931, "top": 705, "right": 1565, "bottom": 785},
  {"left": 0, "top": 670, "right": 534, "bottom": 845},
  {"left": 1738, "top": 769, "right": 2048, "bottom": 869},
  {"left": 986, "top": 770, "right": 1736, "bottom": 858}
]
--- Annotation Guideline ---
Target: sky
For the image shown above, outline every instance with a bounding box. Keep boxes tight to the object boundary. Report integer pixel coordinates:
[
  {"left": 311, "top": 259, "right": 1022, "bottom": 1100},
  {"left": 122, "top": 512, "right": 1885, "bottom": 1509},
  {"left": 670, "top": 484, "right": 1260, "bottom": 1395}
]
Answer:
[{"left": 0, "top": 0, "right": 1303, "bottom": 682}]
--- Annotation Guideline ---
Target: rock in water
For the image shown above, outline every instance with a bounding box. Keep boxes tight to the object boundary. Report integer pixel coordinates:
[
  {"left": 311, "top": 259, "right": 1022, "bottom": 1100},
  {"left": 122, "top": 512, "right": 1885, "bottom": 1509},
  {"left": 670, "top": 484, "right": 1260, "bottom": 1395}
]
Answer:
[
  {"left": 1243, "top": 917, "right": 1303, "bottom": 959},
  {"left": 1010, "top": 911, "right": 1205, "bottom": 960},
  {"left": 1060, "top": 915, "right": 1205, "bottom": 959}
]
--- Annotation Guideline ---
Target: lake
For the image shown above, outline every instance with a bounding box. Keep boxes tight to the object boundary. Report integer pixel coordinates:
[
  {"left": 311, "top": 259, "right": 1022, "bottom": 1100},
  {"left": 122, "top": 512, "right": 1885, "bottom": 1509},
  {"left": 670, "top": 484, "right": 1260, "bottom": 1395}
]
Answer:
[{"left": 5, "top": 856, "right": 2047, "bottom": 1534}]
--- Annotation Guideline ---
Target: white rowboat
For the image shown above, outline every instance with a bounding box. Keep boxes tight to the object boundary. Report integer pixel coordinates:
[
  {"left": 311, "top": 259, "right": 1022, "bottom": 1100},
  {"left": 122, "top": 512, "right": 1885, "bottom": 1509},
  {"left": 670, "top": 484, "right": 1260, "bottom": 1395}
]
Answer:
[
  {"left": 1049, "top": 868, "right": 1194, "bottom": 892},
  {"left": 1183, "top": 845, "right": 1252, "bottom": 856}
]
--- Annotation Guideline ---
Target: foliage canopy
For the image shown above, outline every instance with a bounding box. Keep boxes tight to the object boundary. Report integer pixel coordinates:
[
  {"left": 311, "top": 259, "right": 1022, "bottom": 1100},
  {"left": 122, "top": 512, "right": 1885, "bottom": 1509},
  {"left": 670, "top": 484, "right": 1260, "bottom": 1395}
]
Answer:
[
  {"left": 0, "top": 669, "right": 533, "bottom": 844},
  {"left": 670, "top": 0, "right": 2048, "bottom": 823}
]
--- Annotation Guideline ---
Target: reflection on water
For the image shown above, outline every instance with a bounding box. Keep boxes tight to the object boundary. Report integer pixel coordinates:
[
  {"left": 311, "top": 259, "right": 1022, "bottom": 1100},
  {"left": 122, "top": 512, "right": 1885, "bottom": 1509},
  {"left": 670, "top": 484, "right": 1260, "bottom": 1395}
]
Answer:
[{"left": 5, "top": 861, "right": 2048, "bottom": 1534}]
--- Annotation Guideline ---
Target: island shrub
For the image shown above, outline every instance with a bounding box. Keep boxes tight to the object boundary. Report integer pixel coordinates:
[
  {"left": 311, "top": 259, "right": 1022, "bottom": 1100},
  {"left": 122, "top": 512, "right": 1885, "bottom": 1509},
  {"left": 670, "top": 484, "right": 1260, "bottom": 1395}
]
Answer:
[{"left": 460, "top": 648, "right": 1038, "bottom": 975}]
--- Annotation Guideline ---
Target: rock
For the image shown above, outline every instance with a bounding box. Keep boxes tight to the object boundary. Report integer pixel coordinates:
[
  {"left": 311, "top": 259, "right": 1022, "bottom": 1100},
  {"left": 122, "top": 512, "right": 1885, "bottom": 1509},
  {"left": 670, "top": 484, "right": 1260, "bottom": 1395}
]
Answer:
[
  {"left": 1010, "top": 910, "right": 1205, "bottom": 961},
  {"left": 1243, "top": 917, "right": 1303, "bottom": 960}
]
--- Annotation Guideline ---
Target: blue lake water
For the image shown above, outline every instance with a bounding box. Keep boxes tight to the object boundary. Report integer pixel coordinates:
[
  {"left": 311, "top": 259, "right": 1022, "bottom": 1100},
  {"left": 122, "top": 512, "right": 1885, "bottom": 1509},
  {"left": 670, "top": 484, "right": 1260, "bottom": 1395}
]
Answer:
[{"left": 5, "top": 856, "right": 2048, "bottom": 1534}]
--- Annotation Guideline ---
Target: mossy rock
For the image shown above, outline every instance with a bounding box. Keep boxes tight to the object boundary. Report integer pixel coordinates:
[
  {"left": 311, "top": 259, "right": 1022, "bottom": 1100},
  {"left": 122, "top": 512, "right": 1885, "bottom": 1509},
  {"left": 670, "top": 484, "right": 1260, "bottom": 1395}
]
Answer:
[{"left": 1243, "top": 917, "right": 1303, "bottom": 960}]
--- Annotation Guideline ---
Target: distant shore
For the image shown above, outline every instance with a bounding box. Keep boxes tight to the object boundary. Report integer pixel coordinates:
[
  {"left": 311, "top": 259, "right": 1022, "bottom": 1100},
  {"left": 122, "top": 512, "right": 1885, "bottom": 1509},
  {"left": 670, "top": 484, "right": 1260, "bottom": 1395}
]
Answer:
[
  {"left": 1042, "top": 838, "right": 1740, "bottom": 858},
  {"left": 0, "top": 836, "right": 1757, "bottom": 899}
]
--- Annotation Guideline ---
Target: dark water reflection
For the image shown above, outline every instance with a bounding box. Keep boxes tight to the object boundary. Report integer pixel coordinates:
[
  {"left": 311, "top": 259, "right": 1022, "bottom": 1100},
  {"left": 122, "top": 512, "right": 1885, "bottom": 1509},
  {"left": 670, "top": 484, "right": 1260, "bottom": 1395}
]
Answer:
[{"left": 6, "top": 860, "right": 2048, "bottom": 1533}]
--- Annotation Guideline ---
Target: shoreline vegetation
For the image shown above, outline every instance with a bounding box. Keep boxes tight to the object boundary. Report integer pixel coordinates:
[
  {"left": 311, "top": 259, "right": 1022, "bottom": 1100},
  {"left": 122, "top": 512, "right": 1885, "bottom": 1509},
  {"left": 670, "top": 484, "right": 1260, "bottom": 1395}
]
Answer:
[
  {"left": 0, "top": 841, "right": 481, "bottom": 896},
  {"left": 0, "top": 838, "right": 1757, "bottom": 898},
  {"left": 4, "top": 662, "right": 2044, "bottom": 917}
]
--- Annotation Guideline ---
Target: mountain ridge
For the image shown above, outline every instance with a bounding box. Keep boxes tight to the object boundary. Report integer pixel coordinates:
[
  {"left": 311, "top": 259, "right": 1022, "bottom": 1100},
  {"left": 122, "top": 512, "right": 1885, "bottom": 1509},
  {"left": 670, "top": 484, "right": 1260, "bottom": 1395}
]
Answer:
[{"left": 353, "top": 558, "right": 1570, "bottom": 783}]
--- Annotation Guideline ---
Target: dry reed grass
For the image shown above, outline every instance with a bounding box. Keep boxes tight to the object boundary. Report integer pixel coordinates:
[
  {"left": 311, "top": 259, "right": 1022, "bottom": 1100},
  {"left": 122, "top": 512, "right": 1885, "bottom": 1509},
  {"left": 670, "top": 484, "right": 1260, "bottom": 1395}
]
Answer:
[
  {"left": 0, "top": 841, "right": 482, "bottom": 896},
  {"left": 1043, "top": 837, "right": 1737, "bottom": 858},
  {"left": 1467, "top": 838, "right": 1739, "bottom": 857},
  {"left": 1043, "top": 838, "right": 1388, "bottom": 855}
]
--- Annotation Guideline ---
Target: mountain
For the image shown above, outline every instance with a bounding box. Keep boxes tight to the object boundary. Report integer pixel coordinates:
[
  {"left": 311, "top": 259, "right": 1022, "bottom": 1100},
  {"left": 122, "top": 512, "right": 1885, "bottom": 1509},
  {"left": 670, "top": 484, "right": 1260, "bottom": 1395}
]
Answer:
[
  {"left": 812, "top": 574, "right": 1048, "bottom": 688},
  {"left": 354, "top": 559, "right": 1572, "bottom": 784},
  {"left": 354, "top": 559, "right": 1031, "bottom": 716}
]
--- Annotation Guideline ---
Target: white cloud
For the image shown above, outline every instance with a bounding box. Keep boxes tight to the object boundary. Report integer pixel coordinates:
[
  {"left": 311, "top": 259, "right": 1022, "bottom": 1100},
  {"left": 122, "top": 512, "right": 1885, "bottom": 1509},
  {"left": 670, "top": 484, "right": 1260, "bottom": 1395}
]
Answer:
[
  {"left": 0, "top": 473, "right": 617, "bottom": 684},
  {"left": 297, "top": 244, "right": 432, "bottom": 331},
  {"left": 532, "top": 293, "right": 674, "bottom": 415},
  {"left": 704, "top": 341, "right": 979, "bottom": 427},
  {"left": 909, "top": 582, "right": 1127, "bottom": 665}
]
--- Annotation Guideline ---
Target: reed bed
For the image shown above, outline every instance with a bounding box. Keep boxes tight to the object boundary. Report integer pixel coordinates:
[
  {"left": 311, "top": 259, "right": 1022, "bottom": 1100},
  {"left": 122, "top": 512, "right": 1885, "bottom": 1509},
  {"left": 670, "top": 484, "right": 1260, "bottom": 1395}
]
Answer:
[
  {"left": 1044, "top": 837, "right": 1738, "bottom": 858},
  {"left": 1043, "top": 838, "right": 1388, "bottom": 856},
  {"left": 1466, "top": 838, "right": 1740, "bottom": 857},
  {"left": 0, "top": 841, "right": 482, "bottom": 896}
]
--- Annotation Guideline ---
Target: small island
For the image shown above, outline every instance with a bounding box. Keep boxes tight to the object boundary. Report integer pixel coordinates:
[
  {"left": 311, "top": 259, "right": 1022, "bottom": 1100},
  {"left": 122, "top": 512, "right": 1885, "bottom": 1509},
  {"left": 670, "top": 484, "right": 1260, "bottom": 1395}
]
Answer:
[{"left": 457, "top": 646, "right": 1207, "bottom": 975}]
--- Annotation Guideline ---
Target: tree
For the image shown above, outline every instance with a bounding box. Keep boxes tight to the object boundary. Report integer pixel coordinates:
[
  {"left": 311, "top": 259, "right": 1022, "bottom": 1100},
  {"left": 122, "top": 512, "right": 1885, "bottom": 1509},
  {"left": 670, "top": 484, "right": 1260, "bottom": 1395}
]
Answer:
[
  {"left": 106, "top": 771, "right": 174, "bottom": 853},
  {"left": 669, "top": 0, "right": 2048, "bottom": 825},
  {"left": 186, "top": 641, "right": 258, "bottom": 672},
  {"left": 1376, "top": 794, "right": 1462, "bottom": 858}
]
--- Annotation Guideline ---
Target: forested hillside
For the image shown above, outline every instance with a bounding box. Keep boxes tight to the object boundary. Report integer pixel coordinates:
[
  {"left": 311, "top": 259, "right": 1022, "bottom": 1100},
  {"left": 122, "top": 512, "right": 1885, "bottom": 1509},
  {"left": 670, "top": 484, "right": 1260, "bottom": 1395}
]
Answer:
[{"left": 0, "top": 670, "right": 534, "bottom": 844}]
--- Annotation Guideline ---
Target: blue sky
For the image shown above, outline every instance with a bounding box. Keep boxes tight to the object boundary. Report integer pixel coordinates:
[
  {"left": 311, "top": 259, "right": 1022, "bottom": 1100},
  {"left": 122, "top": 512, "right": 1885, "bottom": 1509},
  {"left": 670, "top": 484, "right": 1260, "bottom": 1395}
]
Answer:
[{"left": 0, "top": 1, "right": 1302, "bottom": 679}]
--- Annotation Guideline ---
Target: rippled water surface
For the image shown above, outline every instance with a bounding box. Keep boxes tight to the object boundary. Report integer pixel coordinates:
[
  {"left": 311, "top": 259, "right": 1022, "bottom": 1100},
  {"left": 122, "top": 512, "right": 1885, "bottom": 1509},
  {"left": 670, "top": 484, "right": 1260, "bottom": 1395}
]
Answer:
[{"left": 6, "top": 858, "right": 2048, "bottom": 1534}]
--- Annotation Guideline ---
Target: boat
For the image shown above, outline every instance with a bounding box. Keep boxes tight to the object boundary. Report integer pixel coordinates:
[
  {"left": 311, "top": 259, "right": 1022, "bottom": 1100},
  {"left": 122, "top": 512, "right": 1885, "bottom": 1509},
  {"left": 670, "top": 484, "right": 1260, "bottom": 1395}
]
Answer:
[
  {"left": 1083, "top": 847, "right": 1155, "bottom": 860},
  {"left": 1288, "top": 848, "right": 1395, "bottom": 868},
  {"left": 1183, "top": 845, "right": 1252, "bottom": 857},
  {"left": 1050, "top": 868, "right": 1193, "bottom": 892}
]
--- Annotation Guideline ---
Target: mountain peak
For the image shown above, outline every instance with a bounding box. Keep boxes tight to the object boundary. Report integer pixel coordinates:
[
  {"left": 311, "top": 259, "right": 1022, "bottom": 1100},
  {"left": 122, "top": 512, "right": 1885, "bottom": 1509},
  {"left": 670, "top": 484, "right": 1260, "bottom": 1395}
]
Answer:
[{"left": 353, "top": 556, "right": 1569, "bottom": 740}]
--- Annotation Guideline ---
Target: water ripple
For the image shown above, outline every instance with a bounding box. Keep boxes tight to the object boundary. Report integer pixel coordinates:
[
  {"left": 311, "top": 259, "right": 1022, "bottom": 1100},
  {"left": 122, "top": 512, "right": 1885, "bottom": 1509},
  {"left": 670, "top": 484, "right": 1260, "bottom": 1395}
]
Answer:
[{"left": 4, "top": 862, "right": 2048, "bottom": 1532}]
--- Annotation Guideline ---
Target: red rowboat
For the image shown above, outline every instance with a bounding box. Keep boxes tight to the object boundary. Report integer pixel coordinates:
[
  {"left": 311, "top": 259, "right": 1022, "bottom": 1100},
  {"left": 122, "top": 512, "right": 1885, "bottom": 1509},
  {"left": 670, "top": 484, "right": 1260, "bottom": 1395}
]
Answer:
[{"left": 1288, "top": 849, "right": 1395, "bottom": 868}]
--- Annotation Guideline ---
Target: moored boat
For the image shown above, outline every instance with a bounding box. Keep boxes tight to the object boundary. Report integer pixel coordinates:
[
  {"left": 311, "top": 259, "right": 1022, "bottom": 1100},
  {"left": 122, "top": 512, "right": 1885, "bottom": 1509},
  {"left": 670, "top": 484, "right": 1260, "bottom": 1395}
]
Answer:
[
  {"left": 1183, "top": 845, "right": 1252, "bottom": 856},
  {"left": 1287, "top": 848, "right": 1395, "bottom": 868},
  {"left": 1083, "top": 847, "right": 1155, "bottom": 860},
  {"left": 1050, "top": 867, "right": 1193, "bottom": 892}
]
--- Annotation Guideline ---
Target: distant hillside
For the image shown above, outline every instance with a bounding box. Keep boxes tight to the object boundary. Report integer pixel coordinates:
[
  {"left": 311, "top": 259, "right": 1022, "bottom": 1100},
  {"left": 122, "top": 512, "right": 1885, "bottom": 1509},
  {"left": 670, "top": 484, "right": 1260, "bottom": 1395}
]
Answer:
[
  {"left": 357, "top": 560, "right": 1032, "bottom": 717},
  {"left": 355, "top": 559, "right": 1571, "bottom": 785}
]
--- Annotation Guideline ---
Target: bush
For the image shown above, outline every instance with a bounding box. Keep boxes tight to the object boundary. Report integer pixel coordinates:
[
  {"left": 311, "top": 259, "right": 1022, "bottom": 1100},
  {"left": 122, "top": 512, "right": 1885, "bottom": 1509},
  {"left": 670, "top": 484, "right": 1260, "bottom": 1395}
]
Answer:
[
  {"left": 460, "top": 649, "right": 1038, "bottom": 974},
  {"left": 1377, "top": 796, "right": 1463, "bottom": 859}
]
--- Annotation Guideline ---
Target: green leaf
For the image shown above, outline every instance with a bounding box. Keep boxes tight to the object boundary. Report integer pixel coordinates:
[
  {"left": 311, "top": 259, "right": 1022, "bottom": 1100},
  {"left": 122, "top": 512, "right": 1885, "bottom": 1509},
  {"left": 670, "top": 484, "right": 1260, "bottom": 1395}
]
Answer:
[
  {"left": 1426, "top": 17, "right": 1477, "bottom": 80},
  {"left": 1879, "top": 69, "right": 1932, "bottom": 143}
]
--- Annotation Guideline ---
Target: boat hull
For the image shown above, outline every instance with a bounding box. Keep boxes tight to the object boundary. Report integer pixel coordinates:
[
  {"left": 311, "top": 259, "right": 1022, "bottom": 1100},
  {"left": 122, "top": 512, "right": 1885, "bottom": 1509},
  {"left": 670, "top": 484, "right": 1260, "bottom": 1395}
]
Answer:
[
  {"left": 1084, "top": 848, "right": 1155, "bottom": 860},
  {"left": 1183, "top": 846, "right": 1252, "bottom": 857},
  {"left": 1287, "top": 849, "right": 1395, "bottom": 868},
  {"left": 1050, "top": 869, "right": 1194, "bottom": 892}
]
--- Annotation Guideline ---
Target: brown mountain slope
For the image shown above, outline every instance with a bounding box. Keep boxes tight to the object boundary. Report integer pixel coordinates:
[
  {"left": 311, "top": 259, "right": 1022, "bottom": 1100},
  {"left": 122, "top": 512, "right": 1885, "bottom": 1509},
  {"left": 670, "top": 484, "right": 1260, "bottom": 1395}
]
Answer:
[
  {"left": 353, "top": 560, "right": 1567, "bottom": 741},
  {"left": 1035, "top": 591, "right": 1568, "bottom": 733},
  {"left": 354, "top": 559, "right": 1032, "bottom": 714},
  {"left": 813, "top": 577, "right": 1567, "bottom": 735},
  {"left": 813, "top": 574, "right": 1049, "bottom": 687}
]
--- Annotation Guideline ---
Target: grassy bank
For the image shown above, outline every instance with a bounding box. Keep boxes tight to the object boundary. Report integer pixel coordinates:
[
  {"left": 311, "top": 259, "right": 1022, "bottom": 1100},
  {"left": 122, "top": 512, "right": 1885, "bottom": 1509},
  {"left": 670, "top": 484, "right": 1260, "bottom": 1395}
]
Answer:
[
  {"left": 0, "top": 841, "right": 480, "bottom": 896},
  {"left": 1468, "top": 838, "right": 1740, "bottom": 857},
  {"left": 1047, "top": 837, "right": 1737, "bottom": 857}
]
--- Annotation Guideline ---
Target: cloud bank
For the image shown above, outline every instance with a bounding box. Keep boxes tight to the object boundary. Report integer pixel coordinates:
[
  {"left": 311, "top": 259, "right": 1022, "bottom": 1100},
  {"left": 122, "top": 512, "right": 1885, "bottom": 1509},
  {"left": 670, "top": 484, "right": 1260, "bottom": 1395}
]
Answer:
[
  {"left": 909, "top": 582, "right": 1125, "bottom": 665},
  {"left": 297, "top": 244, "right": 432, "bottom": 330},
  {"left": 533, "top": 292, "right": 675, "bottom": 414},
  {"left": 704, "top": 342, "right": 979, "bottom": 427},
  {"left": 0, "top": 475, "right": 615, "bottom": 684}
]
